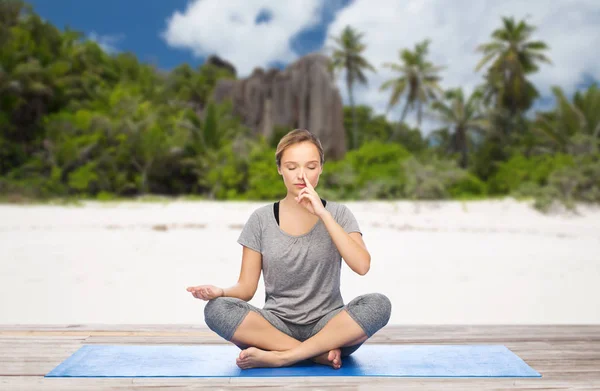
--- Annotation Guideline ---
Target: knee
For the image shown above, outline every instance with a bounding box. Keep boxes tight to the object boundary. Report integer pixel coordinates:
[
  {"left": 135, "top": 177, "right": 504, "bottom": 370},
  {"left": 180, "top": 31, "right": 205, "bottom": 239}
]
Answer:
[
  {"left": 203, "top": 297, "right": 245, "bottom": 333},
  {"left": 357, "top": 293, "right": 392, "bottom": 331},
  {"left": 370, "top": 292, "right": 392, "bottom": 326}
]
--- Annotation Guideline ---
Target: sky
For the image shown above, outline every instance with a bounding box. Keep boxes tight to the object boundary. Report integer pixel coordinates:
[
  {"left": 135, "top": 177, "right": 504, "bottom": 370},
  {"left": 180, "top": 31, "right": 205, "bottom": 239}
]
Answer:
[{"left": 28, "top": 0, "right": 600, "bottom": 131}]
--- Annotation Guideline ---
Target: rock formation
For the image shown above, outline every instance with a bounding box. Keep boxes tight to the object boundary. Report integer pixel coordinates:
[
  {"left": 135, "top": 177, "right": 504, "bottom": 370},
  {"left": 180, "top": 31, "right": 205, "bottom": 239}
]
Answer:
[
  {"left": 212, "top": 53, "right": 346, "bottom": 160},
  {"left": 205, "top": 55, "right": 237, "bottom": 77}
]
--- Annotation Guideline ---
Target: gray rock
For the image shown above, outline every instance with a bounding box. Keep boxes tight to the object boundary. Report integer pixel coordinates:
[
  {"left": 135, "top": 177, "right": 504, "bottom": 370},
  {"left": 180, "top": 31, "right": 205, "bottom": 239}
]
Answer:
[
  {"left": 205, "top": 55, "right": 236, "bottom": 77},
  {"left": 212, "top": 53, "right": 346, "bottom": 160}
]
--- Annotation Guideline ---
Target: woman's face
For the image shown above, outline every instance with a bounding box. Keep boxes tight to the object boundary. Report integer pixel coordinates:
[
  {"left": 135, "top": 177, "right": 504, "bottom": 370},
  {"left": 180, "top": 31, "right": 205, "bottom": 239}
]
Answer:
[{"left": 277, "top": 142, "right": 323, "bottom": 195}]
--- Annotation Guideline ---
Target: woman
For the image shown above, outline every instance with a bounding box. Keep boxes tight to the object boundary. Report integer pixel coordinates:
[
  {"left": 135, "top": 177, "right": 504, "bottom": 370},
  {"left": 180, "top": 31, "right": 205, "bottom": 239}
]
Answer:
[{"left": 186, "top": 129, "right": 391, "bottom": 370}]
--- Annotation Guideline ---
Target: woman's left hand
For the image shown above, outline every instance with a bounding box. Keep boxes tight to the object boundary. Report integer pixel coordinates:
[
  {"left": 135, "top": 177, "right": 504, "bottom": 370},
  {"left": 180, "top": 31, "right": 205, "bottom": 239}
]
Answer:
[{"left": 295, "top": 172, "right": 327, "bottom": 218}]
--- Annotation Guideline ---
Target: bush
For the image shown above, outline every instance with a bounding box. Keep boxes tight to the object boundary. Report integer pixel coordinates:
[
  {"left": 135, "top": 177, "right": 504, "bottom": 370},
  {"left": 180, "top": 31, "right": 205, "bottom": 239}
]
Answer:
[
  {"left": 513, "top": 154, "right": 600, "bottom": 212},
  {"left": 448, "top": 173, "right": 488, "bottom": 198},
  {"left": 68, "top": 162, "right": 99, "bottom": 193},
  {"left": 403, "top": 156, "right": 469, "bottom": 200},
  {"left": 245, "top": 141, "right": 284, "bottom": 200},
  {"left": 489, "top": 153, "right": 575, "bottom": 194},
  {"left": 321, "top": 141, "right": 411, "bottom": 199},
  {"left": 319, "top": 159, "right": 358, "bottom": 199},
  {"left": 0, "top": 175, "right": 63, "bottom": 200},
  {"left": 96, "top": 191, "right": 117, "bottom": 201},
  {"left": 202, "top": 142, "right": 248, "bottom": 200},
  {"left": 547, "top": 156, "right": 600, "bottom": 207}
]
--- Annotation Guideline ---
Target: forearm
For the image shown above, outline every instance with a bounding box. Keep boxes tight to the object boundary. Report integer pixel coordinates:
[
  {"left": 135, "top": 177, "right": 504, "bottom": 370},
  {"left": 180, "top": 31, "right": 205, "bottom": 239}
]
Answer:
[
  {"left": 320, "top": 211, "right": 371, "bottom": 275},
  {"left": 221, "top": 282, "right": 254, "bottom": 301}
]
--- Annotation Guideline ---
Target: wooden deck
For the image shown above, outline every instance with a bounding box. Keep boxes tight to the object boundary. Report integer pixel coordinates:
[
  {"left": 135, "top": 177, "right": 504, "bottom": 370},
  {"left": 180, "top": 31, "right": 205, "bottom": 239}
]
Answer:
[{"left": 1, "top": 325, "right": 599, "bottom": 390}]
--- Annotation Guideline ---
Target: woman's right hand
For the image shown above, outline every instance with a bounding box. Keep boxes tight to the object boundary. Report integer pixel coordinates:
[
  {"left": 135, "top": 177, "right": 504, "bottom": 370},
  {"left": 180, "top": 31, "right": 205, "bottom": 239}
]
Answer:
[{"left": 186, "top": 285, "right": 224, "bottom": 301}]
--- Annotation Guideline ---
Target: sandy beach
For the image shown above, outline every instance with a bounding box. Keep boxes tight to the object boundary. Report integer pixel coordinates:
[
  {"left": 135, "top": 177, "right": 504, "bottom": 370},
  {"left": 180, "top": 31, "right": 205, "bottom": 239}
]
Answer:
[{"left": 1, "top": 198, "right": 599, "bottom": 325}]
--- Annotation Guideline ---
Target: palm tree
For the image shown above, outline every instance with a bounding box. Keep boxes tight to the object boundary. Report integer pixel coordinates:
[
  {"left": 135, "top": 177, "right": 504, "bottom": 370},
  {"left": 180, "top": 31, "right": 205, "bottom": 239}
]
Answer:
[
  {"left": 475, "top": 16, "right": 551, "bottom": 115},
  {"left": 330, "top": 25, "right": 376, "bottom": 149},
  {"left": 534, "top": 84, "right": 600, "bottom": 154},
  {"left": 380, "top": 39, "right": 444, "bottom": 135},
  {"left": 429, "top": 88, "right": 489, "bottom": 168}
]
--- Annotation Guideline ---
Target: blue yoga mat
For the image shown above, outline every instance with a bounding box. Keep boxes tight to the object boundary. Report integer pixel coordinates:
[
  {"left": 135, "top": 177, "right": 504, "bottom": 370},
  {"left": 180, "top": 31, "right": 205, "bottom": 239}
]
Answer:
[{"left": 45, "top": 344, "right": 541, "bottom": 378}]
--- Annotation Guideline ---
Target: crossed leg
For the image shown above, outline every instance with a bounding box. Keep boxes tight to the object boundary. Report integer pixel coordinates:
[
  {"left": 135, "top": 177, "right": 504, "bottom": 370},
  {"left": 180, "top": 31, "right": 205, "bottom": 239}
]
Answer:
[
  {"left": 230, "top": 310, "right": 367, "bottom": 369},
  {"left": 204, "top": 293, "right": 391, "bottom": 370},
  {"left": 234, "top": 309, "right": 368, "bottom": 369}
]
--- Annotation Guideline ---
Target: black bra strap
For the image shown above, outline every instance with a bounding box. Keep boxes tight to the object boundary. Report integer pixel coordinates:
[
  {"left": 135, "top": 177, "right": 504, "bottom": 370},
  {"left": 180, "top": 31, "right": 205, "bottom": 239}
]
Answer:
[{"left": 274, "top": 199, "right": 327, "bottom": 226}]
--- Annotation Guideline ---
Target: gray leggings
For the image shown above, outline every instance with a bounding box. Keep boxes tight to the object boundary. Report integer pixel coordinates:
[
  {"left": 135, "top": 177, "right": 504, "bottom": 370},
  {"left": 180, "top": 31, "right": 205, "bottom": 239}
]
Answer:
[{"left": 204, "top": 293, "right": 391, "bottom": 357}]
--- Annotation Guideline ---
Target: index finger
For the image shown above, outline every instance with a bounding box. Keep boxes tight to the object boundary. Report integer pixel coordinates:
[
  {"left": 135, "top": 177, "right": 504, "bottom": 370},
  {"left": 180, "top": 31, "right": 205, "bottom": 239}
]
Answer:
[{"left": 303, "top": 172, "right": 313, "bottom": 189}]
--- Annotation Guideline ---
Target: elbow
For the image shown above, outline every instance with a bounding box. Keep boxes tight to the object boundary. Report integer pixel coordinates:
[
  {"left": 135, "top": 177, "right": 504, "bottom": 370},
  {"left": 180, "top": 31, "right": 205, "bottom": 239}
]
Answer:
[
  {"left": 237, "top": 292, "right": 253, "bottom": 302},
  {"left": 241, "top": 290, "right": 255, "bottom": 302},
  {"left": 236, "top": 283, "right": 256, "bottom": 302},
  {"left": 243, "top": 287, "right": 257, "bottom": 302},
  {"left": 356, "top": 256, "right": 371, "bottom": 276}
]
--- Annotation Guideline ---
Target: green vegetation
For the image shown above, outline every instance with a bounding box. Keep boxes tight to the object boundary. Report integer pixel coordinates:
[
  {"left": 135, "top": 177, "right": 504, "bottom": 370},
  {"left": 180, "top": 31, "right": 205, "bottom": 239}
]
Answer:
[{"left": 1, "top": 2, "right": 598, "bottom": 212}]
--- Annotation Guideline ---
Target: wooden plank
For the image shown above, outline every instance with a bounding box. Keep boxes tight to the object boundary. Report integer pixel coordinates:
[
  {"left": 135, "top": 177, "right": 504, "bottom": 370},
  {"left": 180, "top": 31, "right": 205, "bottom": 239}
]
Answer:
[
  {"left": 81, "top": 334, "right": 532, "bottom": 344},
  {"left": 0, "top": 376, "right": 597, "bottom": 391},
  {"left": 0, "top": 339, "right": 81, "bottom": 376},
  {"left": 1, "top": 376, "right": 134, "bottom": 390},
  {"left": 0, "top": 324, "right": 209, "bottom": 332},
  {"left": 84, "top": 336, "right": 225, "bottom": 344},
  {"left": 1, "top": 374, "right": 599, "bottom": 389},
  {"left": 0, "top": 331, "right": 211, "bottom": 337},
  {"left": 0, "top": 346, "right": 83, "bottom": 352},
  {"left": 0, "top": 336, "right": 88, "bottom": 340},
  {"left": 0, "top": 324, "right": 598, "bottom": 334},
  {"left": 131, "top": 377, "right": 600, "bottom": 390},
  {"left": 77, "top": 337, "right": 600, "bottom": 351}
]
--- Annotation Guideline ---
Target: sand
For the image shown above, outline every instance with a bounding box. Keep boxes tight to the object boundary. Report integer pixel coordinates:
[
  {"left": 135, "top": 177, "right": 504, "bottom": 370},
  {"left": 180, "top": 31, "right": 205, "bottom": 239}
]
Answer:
[{"left": 1, "top": 198, "right": 599, "bottom": 325}]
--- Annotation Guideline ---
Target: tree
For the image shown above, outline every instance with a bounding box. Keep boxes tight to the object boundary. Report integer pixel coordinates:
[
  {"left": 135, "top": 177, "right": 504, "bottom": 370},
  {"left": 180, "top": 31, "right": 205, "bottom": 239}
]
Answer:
[
  {"left": 330, "top": 25, "right": 376, "bottom": 150},
  {"left": 475, "top": 16, "right": 551, "bottom": 115},
  {"left": 429, "top": 88, "right": 489, "bottom": 168},
  {"left": 534, "top": 84, "right": 600, "bottom": 154},
  {"left": 380, "top": 39, "right": 444, "bottom": 133}
]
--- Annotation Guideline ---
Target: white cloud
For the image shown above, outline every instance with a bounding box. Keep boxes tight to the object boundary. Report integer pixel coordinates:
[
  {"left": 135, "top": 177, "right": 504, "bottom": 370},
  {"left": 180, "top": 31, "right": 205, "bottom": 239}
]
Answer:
[
  {"left": 161, "top": 0, "right": 324, "bottom": 76},
  {"left": 325, "top": 0, "right": 600, "bottom": 133},
  {"left": 88, "top": 32, "right": 123, "bottom": 54}
]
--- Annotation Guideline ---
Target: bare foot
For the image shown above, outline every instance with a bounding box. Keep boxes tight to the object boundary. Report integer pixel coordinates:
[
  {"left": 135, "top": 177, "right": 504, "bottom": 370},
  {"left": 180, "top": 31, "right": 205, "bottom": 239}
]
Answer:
[
  {"left": 312, "top": 348, "right": 342, "bottom": 369},
  {"left": 236, "top": 347, "right": 286, "bottom": 369}
]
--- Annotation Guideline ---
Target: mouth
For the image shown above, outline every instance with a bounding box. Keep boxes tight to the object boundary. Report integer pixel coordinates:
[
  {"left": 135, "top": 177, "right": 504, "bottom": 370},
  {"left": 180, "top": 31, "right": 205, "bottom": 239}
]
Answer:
[{"left": 295, "top": 184, "right": 306, "bottom": 187}]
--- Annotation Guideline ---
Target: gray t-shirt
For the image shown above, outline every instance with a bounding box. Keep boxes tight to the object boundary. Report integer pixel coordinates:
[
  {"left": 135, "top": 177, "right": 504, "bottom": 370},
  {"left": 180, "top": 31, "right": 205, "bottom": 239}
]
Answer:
[{"left": 237, "top": 200, "right": 362, "bottom": 325}]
